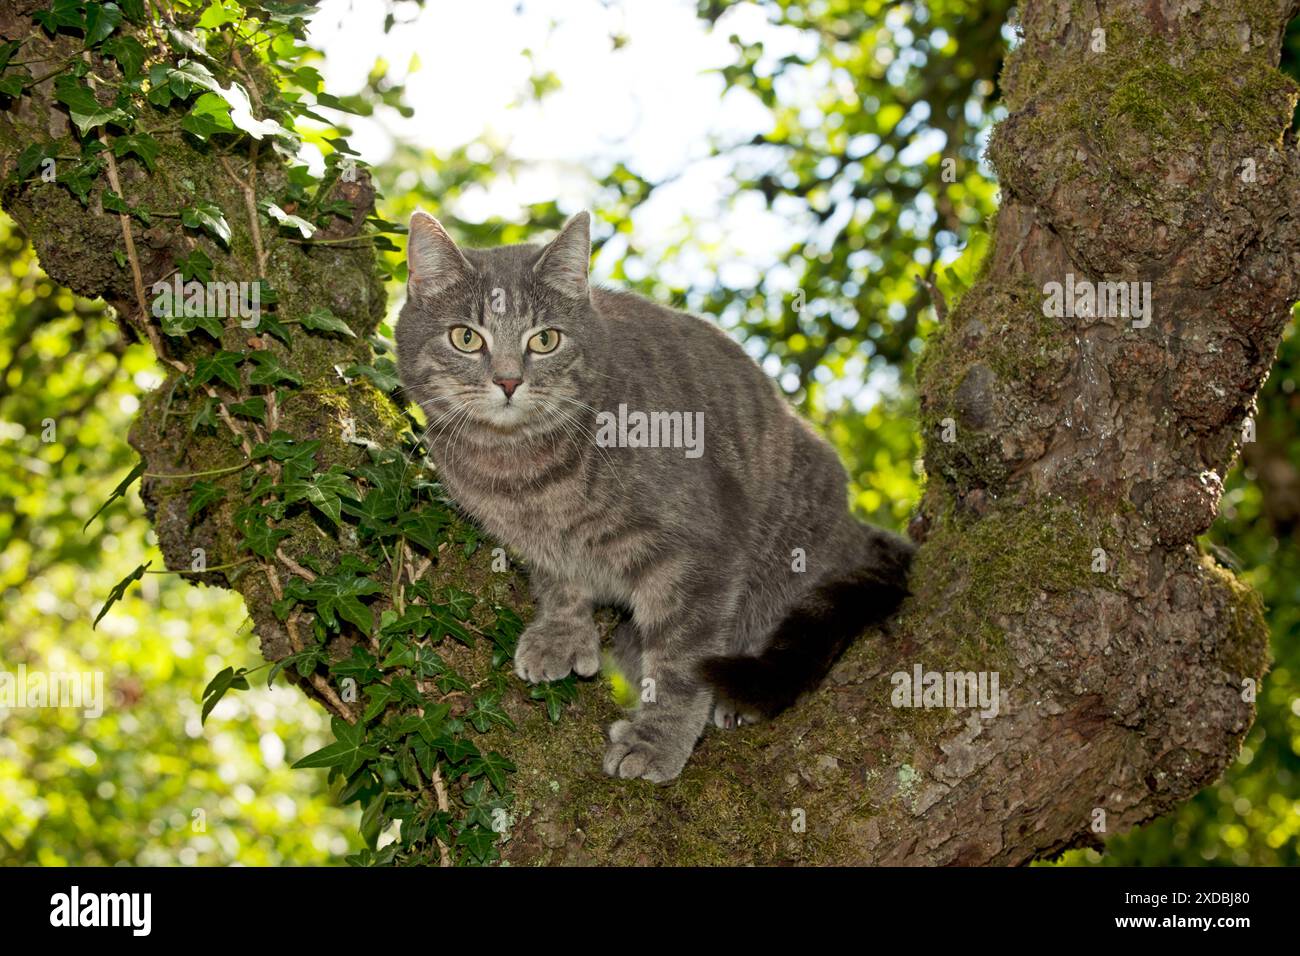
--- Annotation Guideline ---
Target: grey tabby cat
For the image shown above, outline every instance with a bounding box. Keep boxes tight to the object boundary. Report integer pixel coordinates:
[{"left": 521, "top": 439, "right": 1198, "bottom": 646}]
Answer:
[{"left": 395, "top": 210, "right": 912, "bottom": 782}]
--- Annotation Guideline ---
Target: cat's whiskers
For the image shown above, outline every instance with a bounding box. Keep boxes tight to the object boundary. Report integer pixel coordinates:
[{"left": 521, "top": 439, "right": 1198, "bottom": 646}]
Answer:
[
  {"left": 531, "top": 400, "right": 585, "bottom": 492},
  {"left": 544, "top": 394, "right": 625, "bottom": 489},
  {"left": 535, "top": 395, "right": 626, "bottom": 494},
  {"left": 442, "top": 398, "right": 482, "bottom": 481},
  {"left": 398, "top": 398, "right": 474, "bottom": 494}
]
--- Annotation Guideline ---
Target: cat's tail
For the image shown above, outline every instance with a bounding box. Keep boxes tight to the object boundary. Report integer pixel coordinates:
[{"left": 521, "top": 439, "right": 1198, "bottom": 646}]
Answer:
[{"left": 698, "top": 528, "right": 913, "bottom": 720}]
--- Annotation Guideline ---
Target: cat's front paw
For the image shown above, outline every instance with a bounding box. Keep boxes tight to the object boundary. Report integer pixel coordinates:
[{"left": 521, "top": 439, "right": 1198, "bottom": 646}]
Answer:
[
  {"left": 513, "top": 619, "right": 600, "bottom": 683},
  {"left": 602, "top": 719, "right": 690, "bottom": 783}
]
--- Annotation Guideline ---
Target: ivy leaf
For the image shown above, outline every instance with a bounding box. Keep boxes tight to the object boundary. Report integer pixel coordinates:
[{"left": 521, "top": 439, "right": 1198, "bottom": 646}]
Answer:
[
  {"left": 103, "top": 34, "right": 145, "bottom": 79},
  {"left": 84, "top": 2, "right": 123, "bottom": 46},
  {"left": 379, "top": 639, "right": 416, "bottom": 669},
  {"left": 167, "top": 59, "right": 219, "bottom": 99},
  {"left": 235, "top": 506, "right": 289, "bottom": 558},
  {"left": 416, "top": 704, "right": 452, "bottom": 743},
  {"left": 93, "top": 561, "right": 150, "bottom": 629},
  {"left": 175, "top": 248, "right": 213, "bottom": 283},
  {"left": 397, "top": 509, "right": 450, "bottom": 553},
  {"left": 198, "top": 1, "right": 241, "bottom": 28},
  {"left": 329, "top": 646, "right": 384, "bottom": 684},
  {"left": 362, "top": 683, "right": 397, "bottom": 722},
  {"left": 299, "top": 306, "right": 355, "bottom": 338},
  {"left": 343, "top": 486, "right": 400, "bottom": 533},
  {"left": 281, "top": 465, "right": 354, "bottom": 527},
  {"left": 84, "top": 459, "right": 144, "bottom": 531},
  {"left": 433, "top": 735, "right": 479, "bottom": 764},
  {"left": 200, "top": 665, "right": 249, "bottom": 724},
  {"left": 111, "top": 132, "right": 158, "bottom": 172},
  {"left": 343, "top": 359, "right": 400, "bottom": 393},
  {"left": 240, "top": 522, "right": 289, "bottom": 558},
  {"left": 188, "top": 480, "right": 226, "bottom": 517},
  {"left": 529, "top": 677, "right": 578, "bottom": 724},
  {"left": 161, "top": 309, "right": 224, "bottom": 341},
  {"left": 444, "top": 587, "right": 476, "bottom": 620},
  {"left": 298, "top": 566, "right": 380, "bottom": 633},
  {"left": 216, "top": 80, "right": 289, "bottom": 140},
  {"left": 181, "top": 91, "right": 235, "bottom": 140},
  {"left": 463, "top": 750, "right": 516, "bottom": 794},
  {"left": 16, "top": 143, "right": 51, "bottom": 182},
  {"left": 0, "top": 73, "right": 29, "bottom": 97},
  {"left": 35, "top": 0, "right": 85, "bottom": 34},
  {"left": 182, "top": 201, "right": 231, "bottom": 245},
  {"left": 460, "top": 778, "right": 508, "bottom": 835},
  {"left": 292, "top": 717, "right": 379, "bottom": 775},
  {"left": 247, "top": 350, "right": 302, "bottom": 387},
  {"left": 455, "top": 824, "right": 500, "bottom": 865},
  {"left": 260, "top": 199, "right": 315, "bottom": 237},
  {"left": 487, "top": 605, "right": 523, "bottom": 666},
  {"left": 254, "top": 311, "right": 292, "bottom": 347},
  {"left": 467, "top": 692, "right": 515, "bottom": 733},
  {"left": 54, "top": 75, "right": 129, "bottom": 136},
  {"left": 252, "top": 432, "right": 320, "bottom": 480},
  {"left": 359, "top": 790, "right": 386, "bottom": 850},
  {"left": 167, "top": 29, "right": 209, "bottom": 60},
  {"left": 429, "top": 605, "right": 474, "bottom": 646},
  {"left": 226, "top": 397, "right": 266, "bottom": 422},
  {"left": 282, "top": 445, "right": 323, "bottom": 483},
  {"left": 58, "top": 158, "right": 105, "bottom": 205},
  {"left": 0, "top": 40, "right": 20, "bottom": 73},
  {"left": 191, "top": 396, "right": 219, "bottom": 433},
  {"left": 192, "top": 350, "right": 243, "bottom": 389},
  {"left": 410, "top": 645, "right": 446, "bottom": 679}
]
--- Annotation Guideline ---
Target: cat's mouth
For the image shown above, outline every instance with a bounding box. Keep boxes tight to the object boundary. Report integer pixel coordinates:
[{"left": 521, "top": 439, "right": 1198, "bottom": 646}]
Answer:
[
  {"left": 475, "top": 386, "right": 535, "bottom": 431},
  {"left": 478, "top": 401, "right": 531, "bottom": 430}
]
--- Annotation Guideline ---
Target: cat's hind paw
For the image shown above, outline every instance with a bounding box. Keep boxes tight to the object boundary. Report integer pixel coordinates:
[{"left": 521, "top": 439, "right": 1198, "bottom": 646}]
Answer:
[
  {"left": 602, "top": 719, "right": 689, "bottom": 783},
  {"left": 711, "top": 698, "right": 761, "bottom": 730}
]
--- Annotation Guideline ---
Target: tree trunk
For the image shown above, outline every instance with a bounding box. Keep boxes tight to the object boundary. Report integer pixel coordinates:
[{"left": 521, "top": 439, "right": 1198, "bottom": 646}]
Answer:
[{"left": 1, "top": 0, "right": 1293, "bottom": 865}]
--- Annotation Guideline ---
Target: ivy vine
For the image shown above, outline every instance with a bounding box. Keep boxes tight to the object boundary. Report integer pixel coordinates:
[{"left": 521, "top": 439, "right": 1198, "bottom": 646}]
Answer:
[{"left": 2, "top": 0, "right": 566, "bottom": 866}]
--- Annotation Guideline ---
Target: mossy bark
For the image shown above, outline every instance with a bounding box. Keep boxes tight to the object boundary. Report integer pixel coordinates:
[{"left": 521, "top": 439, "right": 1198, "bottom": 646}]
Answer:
[{"left": 1, "top": 0, "right": 1293, "bottom": 865}]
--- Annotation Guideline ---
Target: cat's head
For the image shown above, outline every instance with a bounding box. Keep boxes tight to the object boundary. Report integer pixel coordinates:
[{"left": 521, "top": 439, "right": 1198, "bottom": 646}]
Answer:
[{"left": 395, "top": 211, "right": 600, "bottom": 440}]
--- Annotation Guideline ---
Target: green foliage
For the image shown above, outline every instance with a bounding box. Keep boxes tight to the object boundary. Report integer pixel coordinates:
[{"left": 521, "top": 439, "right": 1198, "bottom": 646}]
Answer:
[
  {"left": 0, "top": 222, "right": 358, "bottom": 864},
  {"left": 2, "top": 0, "right": 536, "bottom": 867}
]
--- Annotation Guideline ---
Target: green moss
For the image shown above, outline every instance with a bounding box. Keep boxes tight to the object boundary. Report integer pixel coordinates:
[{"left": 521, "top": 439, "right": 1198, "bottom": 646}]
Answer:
[
  {"left": 1201, "top": 556, "right": 1269, "bottom": 680},
  {"left": 900, "top": 498, "right": 1112, "bottom": 667},
  {"left": 917, "top": 273, "right": 1069, "bottom": 495},
  {"left": 999, "top": 13, "right": 1298, "bottom": 201}
]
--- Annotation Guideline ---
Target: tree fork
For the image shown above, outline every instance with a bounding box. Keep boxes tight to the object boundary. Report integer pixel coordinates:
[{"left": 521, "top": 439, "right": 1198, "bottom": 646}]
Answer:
[{"left": 0, "top": 0, "right": 1293, "bottom": 865}]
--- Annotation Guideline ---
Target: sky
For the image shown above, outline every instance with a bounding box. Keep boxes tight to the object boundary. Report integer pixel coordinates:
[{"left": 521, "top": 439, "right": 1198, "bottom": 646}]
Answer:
[{"left": 304, "top": 0, "right": 817, "bottom": 284}]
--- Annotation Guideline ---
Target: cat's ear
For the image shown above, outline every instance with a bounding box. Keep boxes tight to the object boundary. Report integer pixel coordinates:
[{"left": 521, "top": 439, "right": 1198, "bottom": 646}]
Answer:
[
  {"left": 533, "top": 211, "right": 591, "bottom": 299},
  {"left": 407, "top": 210, "right": 474, "bottom": 294}
]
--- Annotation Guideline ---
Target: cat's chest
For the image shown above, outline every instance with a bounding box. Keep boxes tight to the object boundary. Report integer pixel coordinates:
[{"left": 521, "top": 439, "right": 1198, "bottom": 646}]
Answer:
[{"left": 435, "top": 444, "right": 595, "bottom": 554}]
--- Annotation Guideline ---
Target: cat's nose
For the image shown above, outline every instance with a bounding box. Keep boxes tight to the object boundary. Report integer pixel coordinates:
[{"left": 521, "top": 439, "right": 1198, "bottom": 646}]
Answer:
[{"left": 494, "top": 377, "right": 523, "bottom": 399}]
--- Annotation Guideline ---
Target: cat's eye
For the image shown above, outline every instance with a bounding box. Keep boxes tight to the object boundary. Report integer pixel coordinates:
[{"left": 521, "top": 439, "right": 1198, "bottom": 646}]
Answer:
[
  {"left": 527, "top": 329, "right": 561, "bottom": 354},
  {"left": 449, "top": 326, "right": 485, "bottom": 353}
]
